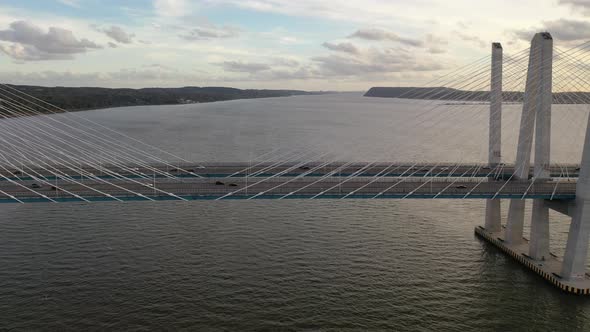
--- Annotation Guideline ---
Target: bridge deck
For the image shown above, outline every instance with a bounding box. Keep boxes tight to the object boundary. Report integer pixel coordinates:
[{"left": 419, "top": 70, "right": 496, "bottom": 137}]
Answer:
[
  {"left": 3, "top": 176, "right": 577, "bottom": 203},
  {"left": 1, "top": 162, "right": 580, "bottom": 181}
]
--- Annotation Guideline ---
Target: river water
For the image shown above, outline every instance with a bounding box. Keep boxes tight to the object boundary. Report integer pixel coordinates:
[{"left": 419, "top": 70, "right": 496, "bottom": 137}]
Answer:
[{"left": 1, "top": 93, "right": 590, "bottom": 330}]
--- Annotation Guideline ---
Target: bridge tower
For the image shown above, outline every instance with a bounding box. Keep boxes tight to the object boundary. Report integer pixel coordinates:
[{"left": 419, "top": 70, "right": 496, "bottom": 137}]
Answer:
[
  {"left": 505, "top": 33, "right": 553, "bottom": 246},
  {"left": 484, "top": 42, "right": 503, "bottom": 233},
  {"left": 562, "top": 109, "right": 590, "bottom": 280},
  {"left": 529, "top": 33, "right": 553, "bottom": 261},
  {"left": 477, "top": 32, "right": 590, "bottom": 293}
]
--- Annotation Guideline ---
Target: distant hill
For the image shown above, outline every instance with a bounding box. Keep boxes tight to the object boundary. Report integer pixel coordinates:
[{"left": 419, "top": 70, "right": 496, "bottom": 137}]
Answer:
[
  {"left": 0, "top": 85, "right": 326, "bottom": 114},
  {"left": 364, "top": 87, "right": 590, "bottom": 104}
]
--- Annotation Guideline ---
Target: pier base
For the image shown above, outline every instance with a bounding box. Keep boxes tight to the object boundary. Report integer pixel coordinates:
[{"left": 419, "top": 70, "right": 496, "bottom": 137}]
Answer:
[{"left": 475, "top": 226, "right": 590, "bottom": 295}]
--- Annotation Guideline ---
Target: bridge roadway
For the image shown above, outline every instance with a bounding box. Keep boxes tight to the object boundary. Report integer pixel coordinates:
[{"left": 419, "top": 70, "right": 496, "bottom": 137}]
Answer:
[
  {"left": 2, "top": 162, "right": 581, "bottom": 181},
  {"left": 2, "top": 176, "right": 577, "bottom": 203}
]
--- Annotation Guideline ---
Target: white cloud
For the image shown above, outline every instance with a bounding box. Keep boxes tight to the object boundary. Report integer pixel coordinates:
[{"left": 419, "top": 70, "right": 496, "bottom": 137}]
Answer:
[
  {"left": 57, "top": 0, "right": 80, "bottom": 8},
  {"left": 312, "top": 47, "right": 445, "bottom": 77},
  {"left": 322, "top": 41, "right": 360, "bottom": 55},
  {"left": 180, "top": 25, "right": 239, "bottom": 40},
  {"left": 0, "top": 20, "right": 101, "bottom": 61},
  {"left": 220, "top": 61, "right": 271, "bottom": 73},
  {"left": 454, "top": 31, "right": 487, "bottom": 48},
  {"left": 559, "top": 0, "right": 590, "bottom": 15},
  {"left": 153, "top": 0, "right": 189, "bottom": 17},
  {"left": 215, "top": 41, "right": 447, "bottom": 84},
  {"left": 272, "top": 57, "right": 300, "bottom": 67},
  {"left": 0, "top": 43, "right": 69, "bottom": 61},
  {"left": 216, "top": 0, "right": 416, "bottom": 27},
  {"left": 256, "top": 27, "right": 302, "bottom": 45},
  {"left": 512, "top": 19, "right": 590, "bottom": 42},
  {"left": 427, "top": 46, "right": 446, "bottom": 54},
  {"left": 349, "top": 28, "right": 424, "bottom": 47}
]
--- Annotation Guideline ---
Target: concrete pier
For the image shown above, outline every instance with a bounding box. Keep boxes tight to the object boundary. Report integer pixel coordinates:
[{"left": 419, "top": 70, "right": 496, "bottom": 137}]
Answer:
[
  {"left": 529, "top": 200, "right": 550, "bottom": 260},
  {"left": 475, "top": 226, "right": 590, "bottom": 295}
]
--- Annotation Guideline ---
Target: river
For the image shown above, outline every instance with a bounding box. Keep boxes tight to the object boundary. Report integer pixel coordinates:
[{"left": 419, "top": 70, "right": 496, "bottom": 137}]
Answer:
[{"left": 1, "top": 93, "right": 589, "bottom": 330}]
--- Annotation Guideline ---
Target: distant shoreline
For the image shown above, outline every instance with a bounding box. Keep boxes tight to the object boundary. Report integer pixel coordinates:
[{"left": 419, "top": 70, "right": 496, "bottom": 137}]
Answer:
[
  {"left": 1, "top": 85, "right": 334, "bottom": 114},
  {"left": 364, "top": 86, "right": 590, "bottom": 104}
]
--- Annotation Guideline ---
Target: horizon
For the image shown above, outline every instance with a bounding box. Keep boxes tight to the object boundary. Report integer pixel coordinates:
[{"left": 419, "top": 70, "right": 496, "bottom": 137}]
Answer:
[
  {"left": 1, "top": 1, "right": 590, "bottom": 90},
  {"left": 6, "top": 82, "right": 360, "bottom": 92}
]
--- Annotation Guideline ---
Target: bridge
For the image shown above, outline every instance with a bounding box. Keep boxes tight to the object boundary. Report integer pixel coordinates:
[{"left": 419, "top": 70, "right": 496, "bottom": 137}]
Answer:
[
  {"left": 0, "top": 161, "right": 579, "bottom": 201},
  {"left": 0, "top": 175, "right": 577, "bottom": 203},
  {"left": 3, "top": 32, "right": 590, "bottom": 294},
  {"left": 0, "top": 161, "right": 580, "bottom": 180}
]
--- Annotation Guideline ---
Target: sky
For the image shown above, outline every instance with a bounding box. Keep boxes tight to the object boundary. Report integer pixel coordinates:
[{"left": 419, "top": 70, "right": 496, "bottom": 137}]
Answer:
[{"left": 0, "top": 0, "right": 589, "bottom": 90}]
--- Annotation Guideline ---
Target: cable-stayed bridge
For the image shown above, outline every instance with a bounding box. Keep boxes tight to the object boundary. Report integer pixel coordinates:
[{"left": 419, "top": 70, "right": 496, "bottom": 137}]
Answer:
[{"left": 3, "top": 32, "right": 590, "bottom": 293}]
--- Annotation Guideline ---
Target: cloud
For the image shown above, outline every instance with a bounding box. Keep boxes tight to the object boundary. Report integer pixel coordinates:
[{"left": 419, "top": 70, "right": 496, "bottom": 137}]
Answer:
[
  {"left": 427, "top": 46, "right": 446, "bottom": 54},
  {"left": 0, "top": 21, "right": 101, "bottom": 61},
  {"left": 0, "top": 44, "right": 69, "bottom": 61},
  {"left": 57, "top": 0, "right": 80, "bottom": 8},
  {"left": 154, "top": 0, "right": 189, "bottom": 17},
  {"left": 315, "top": 31, "right": 446, "bottom": 77},
  {"left": 101, "top": 26, "right": 135, "bottom": 44},
  {"left": 559, "top": 0, "right": 590, "bottom": 15},
  {"left": 312, "top": 47, "right": 444, "bottom": 77},
  {"left": 272, "top": 57, "right": 300, "bottom": 67},
  {"left": 322, "top": 41, "right": 360, "bottom": 55},
  {"left": 349, "top": 28, "right": 424, "bottom": 47},
  {"left": 540, "top": 19, "right": 590, "bottom": 41},
  {"left": 214, "top": 0, "right": 415, "bottom": 28},
  {"left": 220, "top": 61, "right": 271, "bottom": 73},
  {"left": 255, "top": 27, "right": 301, "bottom": 46},
  {"left": 142, "top": 63, "right": 175, "bottom": 70},
  {"left": 512, "top": 19, "right": 590, "bottom": 42},
  {"left": 256, "top": 67, "right": 317, "bottom": 80},
  {"left": 180, "top": 25, "right": 239, "bottom": 40},
  {"left": 214, "top": 40, "right": 446, "bottom": 83},
  {"left": 454, "top": 31, "right": 486, "bottom": 48},
  {"left": 108, "top": 42, "right": 118, "bottom": 48},
  {"left": 425, "top": 34, "right": 447, "bottom": 53}
]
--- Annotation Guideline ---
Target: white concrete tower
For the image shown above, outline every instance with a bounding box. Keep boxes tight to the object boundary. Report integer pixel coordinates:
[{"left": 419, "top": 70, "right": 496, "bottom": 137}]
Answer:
[
  {"left": 529, "top": 33, "right": 553, "bottom": 260},
  {"left": 484, "top": 42, "right": 503, "bottom": 233},
  {"left": 505, "top": 33, "right": 553, "bottom": 245},
  {"left": 562, "top": 116, "right": 590, "bottom": 280}
]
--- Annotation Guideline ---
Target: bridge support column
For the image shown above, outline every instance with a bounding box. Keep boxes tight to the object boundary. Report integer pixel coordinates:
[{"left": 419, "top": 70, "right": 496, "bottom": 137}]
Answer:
[
  {"left": 484, "top": 43, "right": 503, "bottom": 233},
  {"left": 529, "top": 32, "right": 553, "bottom": 261},
  {"left": 562, "top": 114, "right": 590, "bottom": 280},
  {"left": 505, "top": 201, "right": 526, "bottom": 243},
  {"left": 505, "top": 33, "right": 552, "bottom": 245},
  {"left": 529, "top": 200, "right": 550, "bottom": 260}
]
